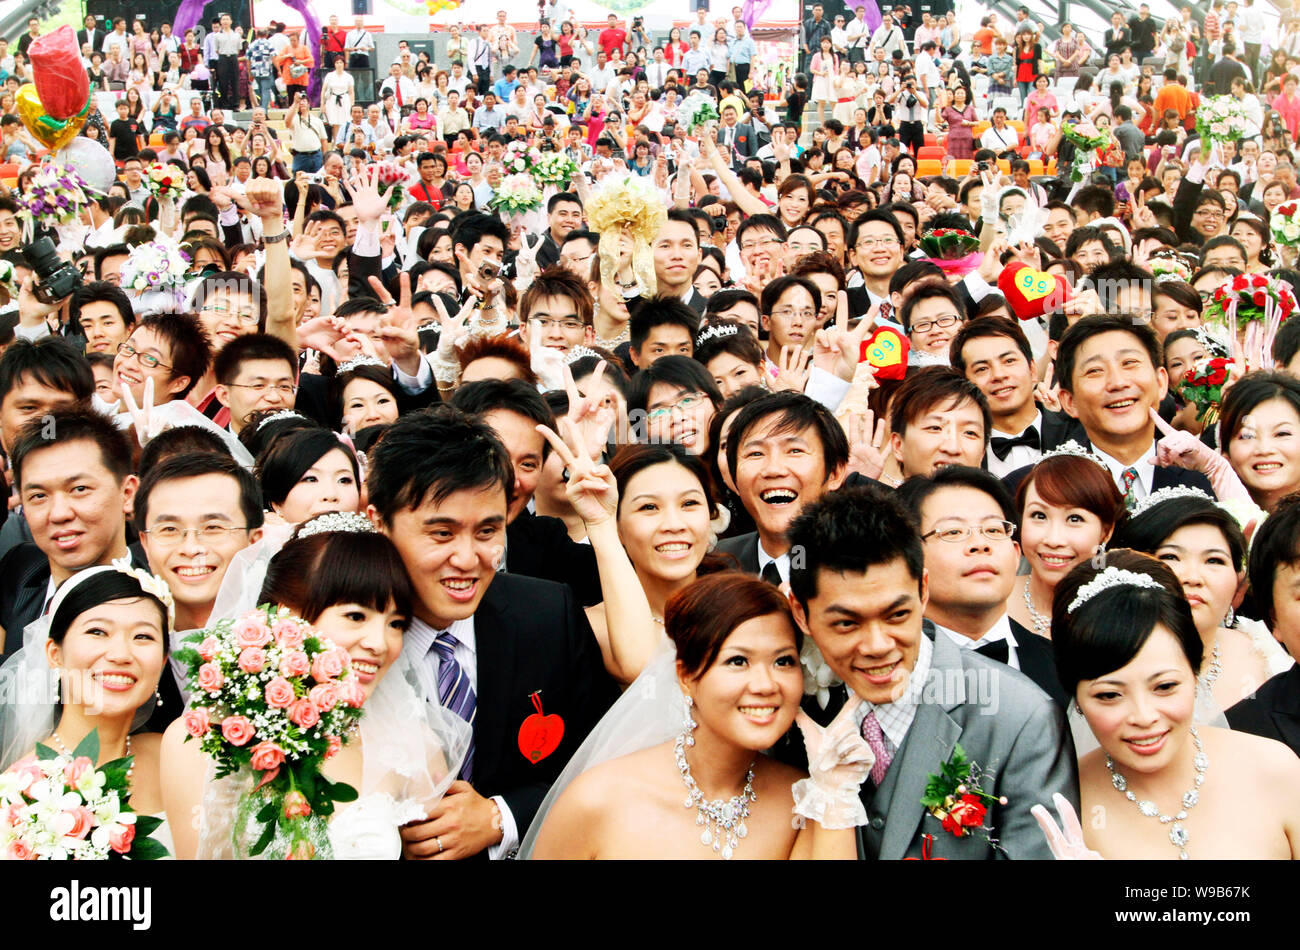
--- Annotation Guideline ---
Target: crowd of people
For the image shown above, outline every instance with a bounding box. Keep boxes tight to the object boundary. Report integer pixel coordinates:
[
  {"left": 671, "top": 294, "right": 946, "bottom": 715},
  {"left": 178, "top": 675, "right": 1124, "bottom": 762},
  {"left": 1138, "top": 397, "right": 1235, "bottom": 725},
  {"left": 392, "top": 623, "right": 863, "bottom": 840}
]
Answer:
[{"left": 6, "top": 0, "right": 1300, "bottom": 862}]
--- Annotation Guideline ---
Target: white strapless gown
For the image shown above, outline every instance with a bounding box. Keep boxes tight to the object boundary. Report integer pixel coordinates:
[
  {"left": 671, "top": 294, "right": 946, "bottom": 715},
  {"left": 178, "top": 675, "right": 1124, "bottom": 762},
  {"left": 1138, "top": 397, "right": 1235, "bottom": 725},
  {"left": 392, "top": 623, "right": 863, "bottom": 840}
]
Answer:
[{"left": 327, "top": 794, "right": 427, "bottom": 860}]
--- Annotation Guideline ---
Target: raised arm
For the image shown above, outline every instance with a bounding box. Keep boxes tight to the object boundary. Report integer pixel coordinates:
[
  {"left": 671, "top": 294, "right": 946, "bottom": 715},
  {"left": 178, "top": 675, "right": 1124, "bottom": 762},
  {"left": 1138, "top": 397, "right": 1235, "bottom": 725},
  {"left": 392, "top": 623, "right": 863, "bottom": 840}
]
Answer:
[{"left": 699, "top": 133, "right": 767, "bottom": 215}]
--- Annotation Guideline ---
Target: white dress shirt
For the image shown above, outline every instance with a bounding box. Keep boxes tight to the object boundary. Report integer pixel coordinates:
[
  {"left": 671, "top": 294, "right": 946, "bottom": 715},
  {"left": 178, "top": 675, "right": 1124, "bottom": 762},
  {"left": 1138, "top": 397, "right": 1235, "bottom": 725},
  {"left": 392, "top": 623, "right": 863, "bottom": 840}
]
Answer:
[
  {"left": 1093, "top": 442, "right": 1157, "bottom": 501},
  {"left": 985, "top": 410, "right": 1043, "bottom": 479},
  {"left": 405, "top": 615, "right": 518, "bottom": 860},
  {"left": 934, "top": 615, "right": 1021, "bottom": 672},
  {"left": 755, "top": 541, "right": 791, "bottom": 586}
]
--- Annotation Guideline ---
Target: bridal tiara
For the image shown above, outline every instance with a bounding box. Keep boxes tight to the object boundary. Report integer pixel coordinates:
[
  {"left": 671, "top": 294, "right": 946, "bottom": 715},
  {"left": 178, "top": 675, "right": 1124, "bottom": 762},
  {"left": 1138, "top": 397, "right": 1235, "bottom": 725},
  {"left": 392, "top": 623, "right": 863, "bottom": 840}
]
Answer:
[
  {"left": 1130, "top": 485, "right": 1214, "bottom": 519},
  {"left": 295, "top": 512, "right": 377, "bottom": 541},
  {"left": 1067, "top": 566, "right": 1166, "bottom": 614},
  {"left": 255, "top": 410, "right": 308, "bottom": 432},
  {"left": 564, "top": 345, "right": 602, "bottom": 365},
  {"left": 1038, "top": 439, "right": 1109, "bottom": 471},
  {"left": 337, "top": 355, "right": 389, "bottom": 374},
  {"left": 696, "top": 323, "right": 740, "bottom": 347}
]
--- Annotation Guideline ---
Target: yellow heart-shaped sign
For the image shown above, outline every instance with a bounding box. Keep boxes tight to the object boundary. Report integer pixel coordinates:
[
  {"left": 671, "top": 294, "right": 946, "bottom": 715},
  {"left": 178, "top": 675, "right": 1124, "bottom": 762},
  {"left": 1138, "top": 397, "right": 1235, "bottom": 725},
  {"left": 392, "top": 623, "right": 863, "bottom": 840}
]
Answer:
[{"left": 1015, "top": 267, "right": 1056, "bottom": 303}]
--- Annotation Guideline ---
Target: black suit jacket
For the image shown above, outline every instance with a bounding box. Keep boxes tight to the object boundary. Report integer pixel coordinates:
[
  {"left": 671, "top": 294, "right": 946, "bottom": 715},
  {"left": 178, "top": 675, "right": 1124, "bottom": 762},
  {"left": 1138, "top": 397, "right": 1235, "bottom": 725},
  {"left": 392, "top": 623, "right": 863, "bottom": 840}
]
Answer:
[
  {"left": 1227, "top": 667, "right": 1300, "bottom": 757},
  {"left": 467, "top": 573, "right": 618, "bottom": 848},
  {"left": 685, "top": 288, "right": 708, "bottom": 316},
  {"left": 505, "top": 510, "right": 603, "bottom": 608},
  {"left": 716, "top": 531, "right": 760, "bottom": 575},
  {"left": 716, "top": 123, "right": 758, "bottom": 162}
]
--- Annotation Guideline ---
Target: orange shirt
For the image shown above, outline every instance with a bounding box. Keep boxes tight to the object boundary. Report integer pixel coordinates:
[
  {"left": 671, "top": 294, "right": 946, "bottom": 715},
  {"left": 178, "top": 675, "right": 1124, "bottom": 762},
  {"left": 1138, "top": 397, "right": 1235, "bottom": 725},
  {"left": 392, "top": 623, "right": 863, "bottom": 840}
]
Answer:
[
  {"left": 275, "top": 44, "right": 314, "bottom": 86},
  {"left": 974, "top": 27, "right": 996, "bottom": 55},
  {"left": 1153, "top": 82, "right": 1192, "bottom": 120}
]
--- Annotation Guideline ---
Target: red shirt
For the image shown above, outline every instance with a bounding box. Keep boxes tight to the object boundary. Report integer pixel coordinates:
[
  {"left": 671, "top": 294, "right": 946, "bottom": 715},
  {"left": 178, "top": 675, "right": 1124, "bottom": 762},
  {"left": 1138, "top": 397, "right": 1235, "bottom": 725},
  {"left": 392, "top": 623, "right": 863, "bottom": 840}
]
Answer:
[
  {"left": 323, "top": 28, "right": 346, "bottom": 54},
  {"left": 409, "top": 182, "right": 444, "bottom": 208},
  {"left": 598, "top": 27, "right": 627, "bottom": 57}
]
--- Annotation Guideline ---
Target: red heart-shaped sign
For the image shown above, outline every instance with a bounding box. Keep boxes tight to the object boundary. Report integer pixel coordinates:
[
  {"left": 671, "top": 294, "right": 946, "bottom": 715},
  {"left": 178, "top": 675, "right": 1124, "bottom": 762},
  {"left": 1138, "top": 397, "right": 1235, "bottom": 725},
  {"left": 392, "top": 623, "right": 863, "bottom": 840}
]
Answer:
[
  {"left": 518, "top": 693, "right": 564, "bottom": 764},
  {"left": 859, "top": 326, "right": 909, "bottom": 380},
  {"left": 997, "top": 261, "right": 1070, "bottom": 321}
]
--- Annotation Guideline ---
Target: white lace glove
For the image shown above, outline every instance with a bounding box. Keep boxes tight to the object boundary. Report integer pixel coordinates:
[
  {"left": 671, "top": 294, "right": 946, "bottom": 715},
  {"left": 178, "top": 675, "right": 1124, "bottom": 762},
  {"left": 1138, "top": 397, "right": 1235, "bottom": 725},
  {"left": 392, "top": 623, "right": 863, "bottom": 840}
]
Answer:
[
  {"left": 1031, "top": 793, "right": 1103, "bottom": 860},
  {"left": 791, "top": 696, "right": 874, "bottom": 830},
  {"left": 529, "top": 321, "right": 566, "bottom": 392},
  {"left": 980, "top": 181, "right": 1000, "bottom": 227}
]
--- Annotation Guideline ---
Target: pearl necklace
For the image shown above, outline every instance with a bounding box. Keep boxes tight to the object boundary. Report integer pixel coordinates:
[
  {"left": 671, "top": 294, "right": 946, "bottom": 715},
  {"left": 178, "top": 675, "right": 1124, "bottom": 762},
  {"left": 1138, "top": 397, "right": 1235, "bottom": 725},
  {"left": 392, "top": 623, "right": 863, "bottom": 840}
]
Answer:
[
  {"left": 50, "top": 732, "right": 134, "bottom": 785},
  {"left": 1105, "top": 725, "right": 1208, "bottom": 860},
  {"left": 674, "top": 731, "right": 756, "bottom": 860},
  {"left": 1022, "top": 577, "right": 1050, "bottom": 637}
]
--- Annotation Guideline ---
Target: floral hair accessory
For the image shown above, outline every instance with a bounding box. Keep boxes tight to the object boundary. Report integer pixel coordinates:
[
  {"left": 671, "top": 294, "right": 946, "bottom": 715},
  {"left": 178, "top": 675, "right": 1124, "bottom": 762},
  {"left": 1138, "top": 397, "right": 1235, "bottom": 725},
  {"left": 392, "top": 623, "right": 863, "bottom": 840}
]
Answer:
[
  {"left": 1148, "top": 250, "right": 1194, "bottom": 284},
  {"left": 696, "top": 323, "right": 741, "bottom": 347},
  {"left": 1067, "top": 566, "right": 1168, "bottom": 613},
  {"left": 918, "top": 227, "right": 980, "bottom": 260},
  {"left": 585, "top": 174, "right": 667, "bottom": 301},
  {"left": 111, "top": 555, "right": 175, "bottom": 628},
  {"left": 336, "top": 355, "right": 388, "bottom": 374},
  {"left": 294, "top": 512, "right": 377, "bottom": 541}
]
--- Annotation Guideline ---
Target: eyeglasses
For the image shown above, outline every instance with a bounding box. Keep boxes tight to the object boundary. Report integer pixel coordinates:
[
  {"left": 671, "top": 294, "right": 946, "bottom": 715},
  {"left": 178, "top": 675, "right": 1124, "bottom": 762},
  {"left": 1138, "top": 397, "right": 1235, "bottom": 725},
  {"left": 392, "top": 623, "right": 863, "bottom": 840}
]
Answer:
[
  {"left": 771, "top": 307, "right": 817, "bottom": 322},
  {"left": 910, "top": 313, "right": 963, "bottom": 334},
  {"left": 142, "top": 523, "right": 250, "bottom": 546},
  {"left": 740, "top": 236, "right": 783, "bottom": 253},
  {"left": 923, "top": 519, "right": 1017, "bottom": 543},
  {"left": 855, "top": 236, "right": 901, "bottom": 249},
  {"left": 531, "top": 317, "right": 585, "bottom": 332},
  {"left": 229, "top": 382, "right": 298, "bottom": 396},
  {"left": 1193, "top": 207, "right": 1224, "bottom": 220},
  {"left": 648, "top": 391, "right": 707, "bottom": 421},
  {"left": 116, "top": 341, "right": 171, "bottom": 370},
  {"left": 201, "top": 302, "right": 260, "bottom": 325}
]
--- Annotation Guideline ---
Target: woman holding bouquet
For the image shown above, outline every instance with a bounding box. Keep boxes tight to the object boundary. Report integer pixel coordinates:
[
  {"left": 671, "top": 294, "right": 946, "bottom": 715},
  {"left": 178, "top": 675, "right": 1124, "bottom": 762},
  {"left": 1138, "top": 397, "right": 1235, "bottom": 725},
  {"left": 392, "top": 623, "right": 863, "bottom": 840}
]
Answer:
[
  {"left": 0, "top": 562, "right": 176, "bottom": 856},
  {"left": 162, "top": 518, "right": 470, "bottom": 860},
  {"left": 1034, "top": 551, "right": 1300, "bottom": 859}
]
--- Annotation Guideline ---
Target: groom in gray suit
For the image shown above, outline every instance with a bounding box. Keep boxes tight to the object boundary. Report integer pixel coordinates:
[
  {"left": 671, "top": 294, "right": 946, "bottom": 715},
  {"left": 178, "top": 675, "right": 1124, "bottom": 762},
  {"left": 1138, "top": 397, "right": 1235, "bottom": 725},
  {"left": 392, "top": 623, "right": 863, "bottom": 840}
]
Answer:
[{"left": 783, "top": 482, "right": 1078, "bottom": 859}]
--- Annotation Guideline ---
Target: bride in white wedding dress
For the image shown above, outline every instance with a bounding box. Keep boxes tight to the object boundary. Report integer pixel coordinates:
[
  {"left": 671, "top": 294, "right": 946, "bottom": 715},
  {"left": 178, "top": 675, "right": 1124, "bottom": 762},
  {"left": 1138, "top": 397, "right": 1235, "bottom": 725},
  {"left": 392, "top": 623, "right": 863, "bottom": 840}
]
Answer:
[
  {"left": 160, "top": 514, "right": 471, "bottom": 860},
  {"left": 0, "top": 562, "right": 178, "bottom": 858}
]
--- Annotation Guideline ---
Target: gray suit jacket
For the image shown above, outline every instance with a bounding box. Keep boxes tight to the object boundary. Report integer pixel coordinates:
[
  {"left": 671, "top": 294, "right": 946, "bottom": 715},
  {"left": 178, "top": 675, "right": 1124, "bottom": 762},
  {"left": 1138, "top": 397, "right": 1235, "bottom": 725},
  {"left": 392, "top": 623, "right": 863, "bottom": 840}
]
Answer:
[{"left": 854, "top": 628, "right": 1078, "bottom": 859}]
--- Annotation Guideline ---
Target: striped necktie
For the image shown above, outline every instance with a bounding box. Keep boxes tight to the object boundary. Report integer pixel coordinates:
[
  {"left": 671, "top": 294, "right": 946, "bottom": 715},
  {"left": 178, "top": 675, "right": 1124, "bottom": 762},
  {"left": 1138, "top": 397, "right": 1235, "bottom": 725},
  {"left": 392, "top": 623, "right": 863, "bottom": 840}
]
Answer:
[{"left": 431, "top": 631, "right": 476, "bottom": 780}]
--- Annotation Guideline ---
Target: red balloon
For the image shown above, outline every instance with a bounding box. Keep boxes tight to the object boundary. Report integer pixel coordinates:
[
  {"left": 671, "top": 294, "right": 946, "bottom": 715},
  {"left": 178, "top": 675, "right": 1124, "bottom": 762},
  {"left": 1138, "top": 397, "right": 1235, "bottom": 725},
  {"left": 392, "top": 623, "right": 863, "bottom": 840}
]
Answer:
[{"left": 29, "top": 25, "right": 89, "bottom": 121}]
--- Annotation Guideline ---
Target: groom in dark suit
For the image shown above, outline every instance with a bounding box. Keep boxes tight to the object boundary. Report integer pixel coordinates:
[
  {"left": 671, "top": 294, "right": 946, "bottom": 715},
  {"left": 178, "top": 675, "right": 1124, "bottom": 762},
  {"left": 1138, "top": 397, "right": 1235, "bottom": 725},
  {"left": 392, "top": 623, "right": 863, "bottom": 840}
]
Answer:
[
  {"left": 368, "top": 407, "right": 617, "bottom": 860},
  {"left": 782, "top": 482, "right": 1078, "bottom": 859},
  {"left": 1002, "top": 314, "right": 1214, "bottom": 502}
]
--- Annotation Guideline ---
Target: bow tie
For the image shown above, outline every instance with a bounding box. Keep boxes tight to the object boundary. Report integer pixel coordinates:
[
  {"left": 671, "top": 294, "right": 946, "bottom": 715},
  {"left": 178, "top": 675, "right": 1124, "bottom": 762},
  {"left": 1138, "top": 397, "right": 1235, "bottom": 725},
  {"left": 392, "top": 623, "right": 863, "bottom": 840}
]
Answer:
[
  {"left": 974, "top": 639, "right": 1010, "bottom": 664},
  {"left": 989, "top": 427, "right": 1040, "bottom": 461}
]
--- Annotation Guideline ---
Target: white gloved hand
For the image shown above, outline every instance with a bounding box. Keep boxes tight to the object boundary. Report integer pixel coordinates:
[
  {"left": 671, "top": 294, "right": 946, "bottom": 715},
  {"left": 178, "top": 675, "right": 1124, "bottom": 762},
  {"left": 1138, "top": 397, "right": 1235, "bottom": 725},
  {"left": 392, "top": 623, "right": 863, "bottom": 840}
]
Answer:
[
  {"left": 1031, "top": 793, "right": 1103, "bottom": 860},
  {"left": 791, "top": 695, "right": 874, "bottom": 830}
]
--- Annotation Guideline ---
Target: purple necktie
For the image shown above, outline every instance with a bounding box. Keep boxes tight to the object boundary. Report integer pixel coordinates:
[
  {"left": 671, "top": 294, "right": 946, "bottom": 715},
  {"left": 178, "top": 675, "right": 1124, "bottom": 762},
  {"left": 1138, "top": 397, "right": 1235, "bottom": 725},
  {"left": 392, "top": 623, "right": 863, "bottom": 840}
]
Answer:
[
  {"left": 860, "top": 710, "right": 895, "bottom": 787},
  {"left": 432, "top": 631, "right": 476, "bottom": 781}
]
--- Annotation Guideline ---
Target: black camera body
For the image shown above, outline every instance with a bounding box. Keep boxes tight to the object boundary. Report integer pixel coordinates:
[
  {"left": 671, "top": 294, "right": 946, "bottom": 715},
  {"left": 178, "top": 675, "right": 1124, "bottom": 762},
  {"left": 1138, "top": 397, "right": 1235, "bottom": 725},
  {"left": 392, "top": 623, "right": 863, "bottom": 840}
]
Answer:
[{"left": 24, "top": 236, "right": 82, "bottom": 305}]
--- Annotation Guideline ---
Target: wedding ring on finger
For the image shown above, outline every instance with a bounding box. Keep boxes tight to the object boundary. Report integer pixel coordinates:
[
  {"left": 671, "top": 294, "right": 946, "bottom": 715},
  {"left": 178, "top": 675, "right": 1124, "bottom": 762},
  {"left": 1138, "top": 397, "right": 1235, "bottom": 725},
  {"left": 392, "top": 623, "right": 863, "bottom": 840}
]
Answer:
[{"left": 435, "top": 836, "right": 443, "bottom": 853}]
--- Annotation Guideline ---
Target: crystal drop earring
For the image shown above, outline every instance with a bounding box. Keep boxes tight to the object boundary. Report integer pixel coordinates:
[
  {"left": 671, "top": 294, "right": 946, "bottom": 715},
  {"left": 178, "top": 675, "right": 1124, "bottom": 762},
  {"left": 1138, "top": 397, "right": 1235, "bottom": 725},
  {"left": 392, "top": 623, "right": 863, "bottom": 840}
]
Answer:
[
  {"left": 683, "top": 694, "right": 697, "bottom": 746},
  {"left": 1223, "top": 606, "right": 1236, "bottom": 629}
]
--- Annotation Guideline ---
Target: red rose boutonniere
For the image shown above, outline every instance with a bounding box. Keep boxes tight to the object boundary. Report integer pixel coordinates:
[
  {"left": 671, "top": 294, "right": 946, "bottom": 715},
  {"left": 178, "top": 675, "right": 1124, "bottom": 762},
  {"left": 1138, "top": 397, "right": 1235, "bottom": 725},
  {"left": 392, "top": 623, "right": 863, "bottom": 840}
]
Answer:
[{"left": 921, "top": 744, "right": 1006, "bottom": 851}]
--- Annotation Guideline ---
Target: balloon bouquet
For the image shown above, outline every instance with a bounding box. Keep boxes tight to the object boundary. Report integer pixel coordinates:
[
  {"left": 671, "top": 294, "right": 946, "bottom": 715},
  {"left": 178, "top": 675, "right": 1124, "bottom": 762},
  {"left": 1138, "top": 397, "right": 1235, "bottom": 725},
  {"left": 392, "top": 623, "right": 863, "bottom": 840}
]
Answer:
[
  {"left": 425, "top": 0, "right": 463, "bottom": 13},
  {"left": 11, "top": 25, "right": 115, "bottom": 247}
]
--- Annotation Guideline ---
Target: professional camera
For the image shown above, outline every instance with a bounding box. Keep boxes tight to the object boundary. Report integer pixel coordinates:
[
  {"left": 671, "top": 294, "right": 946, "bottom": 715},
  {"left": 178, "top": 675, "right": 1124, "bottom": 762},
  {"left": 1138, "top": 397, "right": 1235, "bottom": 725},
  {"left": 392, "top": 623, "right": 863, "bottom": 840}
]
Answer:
[{"left": 23, "top": 236, "right": 81, "bottom": 305}]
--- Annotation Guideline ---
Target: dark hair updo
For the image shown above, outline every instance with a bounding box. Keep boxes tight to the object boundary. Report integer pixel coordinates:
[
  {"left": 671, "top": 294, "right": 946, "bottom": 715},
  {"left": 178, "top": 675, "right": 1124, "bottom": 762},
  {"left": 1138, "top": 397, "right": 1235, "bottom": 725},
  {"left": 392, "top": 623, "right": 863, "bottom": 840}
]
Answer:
[{"left": 665, "top": 572, "right": 798, "bottom": 680}]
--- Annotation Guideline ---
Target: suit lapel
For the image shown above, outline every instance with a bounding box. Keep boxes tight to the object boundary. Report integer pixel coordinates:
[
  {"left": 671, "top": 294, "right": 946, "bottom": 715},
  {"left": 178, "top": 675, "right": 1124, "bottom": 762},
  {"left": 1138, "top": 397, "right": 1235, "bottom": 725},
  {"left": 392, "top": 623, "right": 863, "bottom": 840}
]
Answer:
[{"left": 471, "top": 584, "right": 517, "bottom": 783}]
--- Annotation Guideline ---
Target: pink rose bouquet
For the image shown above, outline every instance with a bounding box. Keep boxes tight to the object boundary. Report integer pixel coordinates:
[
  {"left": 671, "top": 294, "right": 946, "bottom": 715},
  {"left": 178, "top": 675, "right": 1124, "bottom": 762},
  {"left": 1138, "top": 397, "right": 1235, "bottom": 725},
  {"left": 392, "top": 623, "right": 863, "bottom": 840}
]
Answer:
[
  {"left": 175, "top": 605, "right": 365, "bottom": 859},
  {"left": 0, "top": 729, "right": 168, "bottom": 860}
]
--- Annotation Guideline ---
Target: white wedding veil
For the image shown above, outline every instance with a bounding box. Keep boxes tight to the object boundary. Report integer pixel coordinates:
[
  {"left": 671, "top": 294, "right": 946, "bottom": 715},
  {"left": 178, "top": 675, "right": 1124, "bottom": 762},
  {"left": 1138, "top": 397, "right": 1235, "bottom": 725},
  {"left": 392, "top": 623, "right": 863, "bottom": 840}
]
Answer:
[
  {"left": 0, "top": 565, "right": 162, "bottom": 770},
  {"left": 187, "top": 517, "right": 472, "bottom": 859},
  {"left": 518, "top": 635, "right": 683, "bottom": 858}
]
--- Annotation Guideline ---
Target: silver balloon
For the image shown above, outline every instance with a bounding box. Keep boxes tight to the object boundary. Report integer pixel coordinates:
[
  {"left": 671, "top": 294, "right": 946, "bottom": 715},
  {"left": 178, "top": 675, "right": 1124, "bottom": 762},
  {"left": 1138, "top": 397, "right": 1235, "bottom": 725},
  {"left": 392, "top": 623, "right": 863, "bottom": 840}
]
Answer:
[{"left": 55, "top": 137, "right": 115, "bottom": 195}]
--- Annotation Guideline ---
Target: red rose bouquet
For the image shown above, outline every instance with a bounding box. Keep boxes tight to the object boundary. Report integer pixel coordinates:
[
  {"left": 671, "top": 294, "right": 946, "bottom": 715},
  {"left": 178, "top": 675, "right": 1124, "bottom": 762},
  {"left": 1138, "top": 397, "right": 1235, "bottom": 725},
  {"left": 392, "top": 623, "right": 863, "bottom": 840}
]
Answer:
[
  {"left": 175, "top": 605, "right": 365, "bottom": 859},
  {"left": 1179, "top": 356, "right": 1234, "bottom": 425},
  {"left": 142, "top": 163, "right": 184, "bottom": 203},
  {"left": 368, "top": 161, "right": 412, "bottom": 211},
  {"left": 0, "top": 729, "right": 168, "bottom": 860}
]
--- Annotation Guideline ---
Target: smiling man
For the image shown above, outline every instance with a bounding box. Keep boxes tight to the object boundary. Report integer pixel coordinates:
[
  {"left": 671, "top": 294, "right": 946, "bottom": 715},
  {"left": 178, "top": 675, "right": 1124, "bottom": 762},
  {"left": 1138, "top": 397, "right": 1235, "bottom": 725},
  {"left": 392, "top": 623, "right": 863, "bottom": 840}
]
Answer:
[
  {"left": 111, "top": 314, "right": 211, "bottom": 412},
  {"left": 519, "top": 269, "right": 595, "bottom": 357},
  {"left": 72, "top": 282, "right": 135, "bottom": 356},
  {"left": 368, "top": 406, "right": 616, "bottom": 861},
  {"left": 781, "top": 482, "right": 1077, "bottom": 859},
  {"left": 211, "top": 333, "right": 298, "bottom": 436},
  {"left": 535, "top": 193, "right": 584, "bottom": 270},
  {"left": 654, "top": 210, "right": 706, "bottom": 314},
  {"left": 899, "top": 466, "right": 1067, "bottom": 706},
  {"left": 847, "top": 211, "right": 906, "bottom": 316},
  {"left": 719, "top": 391, "right": 849, "bottom": 584},
  {"left": 1008, "top": 314, "right": 1215, "bottom": 504},
  {"left": 900, "top": 280, "right": 965, "bottom": 365},
  {"left": 0, "top": 410, "right": 146, "bottom": 654},
  {"left": 759, "top": 275, "right": 820, "bottom": 368},
  {"left": 889, "top": 367, "right": 990, "bottom": 478},
  {"left": 136, "top": 453, "right": 264, "bottom": 635},
  {"left": 950, "top": 316, "right": 1086, "bottom": 478}
]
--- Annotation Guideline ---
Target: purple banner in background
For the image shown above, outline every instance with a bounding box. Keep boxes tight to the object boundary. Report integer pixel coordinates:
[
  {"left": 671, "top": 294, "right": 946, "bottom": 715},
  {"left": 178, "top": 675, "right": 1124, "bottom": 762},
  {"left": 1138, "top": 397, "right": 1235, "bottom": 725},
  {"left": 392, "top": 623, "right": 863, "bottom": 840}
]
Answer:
[
  {"left": 741, "top": 0, "right": 774, "bottom": 29},
  {"left": 173, "top": 0, "right": 323, "bottom": 105}
]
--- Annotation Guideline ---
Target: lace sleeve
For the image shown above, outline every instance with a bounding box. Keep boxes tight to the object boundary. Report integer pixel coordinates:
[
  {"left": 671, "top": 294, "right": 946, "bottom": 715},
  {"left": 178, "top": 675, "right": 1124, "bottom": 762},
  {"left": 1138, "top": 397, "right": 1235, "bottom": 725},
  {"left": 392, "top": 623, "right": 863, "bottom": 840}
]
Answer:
[{"left": 1238, "top": 616, "right": 1295, "bottom": 679}]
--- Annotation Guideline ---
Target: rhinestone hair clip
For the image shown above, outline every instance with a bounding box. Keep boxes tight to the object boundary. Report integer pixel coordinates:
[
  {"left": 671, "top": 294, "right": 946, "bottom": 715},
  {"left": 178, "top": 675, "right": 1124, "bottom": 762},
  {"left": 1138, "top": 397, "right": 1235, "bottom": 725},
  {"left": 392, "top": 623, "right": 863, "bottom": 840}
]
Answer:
[
  {"left": 111, "top": 556, "right": 176, "bottom": 627},
  {"left": 1038, "top": 439, "right": 1110, "bottom": 471},
  {"left": 294, "top": 511, "right": 377, "bottom": 541},
  {"left": 337, "top": 355, "right": 389, "bottom": 374},
  {"left": 696, "top": 323, "right": 740, "bottom": 348},
  {"left": 1067, "top": 566, "right": 1167, "bottom": 614},
  {"left": 1130, "top": 485, "right": 1214, "bottom": 519},
  {"left": 1192, "top": 326, "right": 1230, "bottom": 359},
  {"left": 255, "top": 410, "right": 308, "bottom": 432}
]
